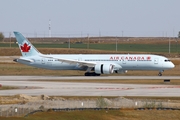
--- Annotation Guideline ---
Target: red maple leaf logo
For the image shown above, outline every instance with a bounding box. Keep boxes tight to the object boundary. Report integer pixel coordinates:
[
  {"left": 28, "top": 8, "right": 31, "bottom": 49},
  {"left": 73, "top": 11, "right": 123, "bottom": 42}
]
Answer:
[
  {"left": 20, "top": 43, "right": 31, "bottom": 52},
  {"left": 147, "top": 56, "right": 151, "bottom": 60}
]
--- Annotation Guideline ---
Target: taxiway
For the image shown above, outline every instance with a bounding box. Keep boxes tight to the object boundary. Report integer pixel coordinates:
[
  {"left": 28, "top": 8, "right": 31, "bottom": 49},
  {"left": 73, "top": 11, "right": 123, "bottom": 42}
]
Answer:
[
  {"left": 1, "top": 76, "right": 180, "bottom": 80},
  {"left": 0, "top": 76, "right": 180, "bottom": 96}
]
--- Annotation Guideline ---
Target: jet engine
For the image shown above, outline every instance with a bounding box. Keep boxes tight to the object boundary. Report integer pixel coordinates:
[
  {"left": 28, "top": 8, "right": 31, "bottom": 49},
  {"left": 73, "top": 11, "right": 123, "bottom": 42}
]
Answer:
[{"left": 94, "top": 63, "right": 114, "bottom": 74}]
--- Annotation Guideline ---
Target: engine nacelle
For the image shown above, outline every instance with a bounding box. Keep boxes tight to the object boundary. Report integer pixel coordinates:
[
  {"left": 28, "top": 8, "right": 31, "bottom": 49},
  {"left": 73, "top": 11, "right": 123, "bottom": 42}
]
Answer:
[
  {"left": 95, "top": 64, "right": 114, "bottom": 74},
  {"left": 115, "top": 70, "right": 128, "bottom": 74}
]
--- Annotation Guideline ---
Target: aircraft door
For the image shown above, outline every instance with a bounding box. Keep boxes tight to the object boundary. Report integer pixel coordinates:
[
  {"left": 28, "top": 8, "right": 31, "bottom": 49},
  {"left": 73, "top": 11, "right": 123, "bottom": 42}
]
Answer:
[
  {"left": 122, "top": 59, "right": 126, "bottom": 64},
  {"left": 154, "top": 58, "right": 158, "bottom": 64},
  {"left": 41, "top": 58, "right": 45, "bottom": 64}
]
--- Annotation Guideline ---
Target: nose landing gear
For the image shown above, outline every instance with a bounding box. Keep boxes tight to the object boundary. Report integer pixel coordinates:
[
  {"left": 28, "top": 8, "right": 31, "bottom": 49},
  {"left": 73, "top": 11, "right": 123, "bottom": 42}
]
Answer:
[
  {"left": 158, "top": 70, "right": 164, "bottom": 76},
  {"left": 158, "top": 72, "right": 162, "bottom": 76}
]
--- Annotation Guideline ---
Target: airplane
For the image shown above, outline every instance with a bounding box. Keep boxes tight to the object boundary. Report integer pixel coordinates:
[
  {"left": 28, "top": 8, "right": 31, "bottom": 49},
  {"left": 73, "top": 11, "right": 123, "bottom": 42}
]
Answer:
[{"left": 13, "top": 31, "right": 175, "bottom": 76}]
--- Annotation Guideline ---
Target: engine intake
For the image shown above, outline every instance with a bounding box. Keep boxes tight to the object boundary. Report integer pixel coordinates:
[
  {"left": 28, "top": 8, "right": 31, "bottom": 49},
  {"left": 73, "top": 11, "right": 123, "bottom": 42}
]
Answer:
[{"left": 95, "top": 64, "right": 114, "bottom": 74}]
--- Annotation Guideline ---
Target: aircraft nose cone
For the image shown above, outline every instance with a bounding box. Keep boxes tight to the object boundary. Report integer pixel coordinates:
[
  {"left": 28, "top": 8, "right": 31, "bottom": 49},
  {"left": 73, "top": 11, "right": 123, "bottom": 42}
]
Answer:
[
  {"left": 168, "top": 62, "right": 175, "bottom": 69},
  {"left": 171, "top": 62, "right": 175, "bottom": 68},
  {"left": 163, "top": 62, "right": 175, "bottom": 69}
]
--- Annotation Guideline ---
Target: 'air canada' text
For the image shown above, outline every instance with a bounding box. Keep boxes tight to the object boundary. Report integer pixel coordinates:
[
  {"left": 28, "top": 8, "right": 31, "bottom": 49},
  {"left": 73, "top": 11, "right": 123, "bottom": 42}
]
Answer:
[{"left": 110, "top": 56, "right": 151, "bottom": 61}]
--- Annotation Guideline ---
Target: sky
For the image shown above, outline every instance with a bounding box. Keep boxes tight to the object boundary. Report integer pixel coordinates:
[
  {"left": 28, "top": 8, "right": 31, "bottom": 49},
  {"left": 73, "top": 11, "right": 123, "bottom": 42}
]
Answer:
[{"left": 1, "top": 0, "right": 180, "bottom": 37}]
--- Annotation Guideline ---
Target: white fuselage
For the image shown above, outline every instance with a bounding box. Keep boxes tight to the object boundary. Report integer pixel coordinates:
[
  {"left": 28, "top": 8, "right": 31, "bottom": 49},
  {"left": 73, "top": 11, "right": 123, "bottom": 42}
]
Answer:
[{"left": 17, "top": 54, "right": 174, "bottom": 71}]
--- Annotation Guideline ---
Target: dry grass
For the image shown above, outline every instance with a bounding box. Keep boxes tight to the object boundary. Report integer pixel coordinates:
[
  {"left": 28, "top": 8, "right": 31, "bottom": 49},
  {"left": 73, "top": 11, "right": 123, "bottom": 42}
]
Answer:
[
  {"left": 0, "top": 86, "right": 17, "bottom": 90},
  {"left": 23, "top": 110, "right": 180, "bottom": 120},
  {"left": 0, "top": 110, "right": 180, "bottom": 120},
  {"left": 0, "top": 63, "right": 84, "bottom": 76}
]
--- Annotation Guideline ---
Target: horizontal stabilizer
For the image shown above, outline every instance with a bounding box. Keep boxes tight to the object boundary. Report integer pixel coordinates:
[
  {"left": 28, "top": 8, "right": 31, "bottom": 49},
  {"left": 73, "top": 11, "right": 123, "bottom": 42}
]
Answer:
[{"left": 13, "top": 58, "right": 34, "bottom": 63}]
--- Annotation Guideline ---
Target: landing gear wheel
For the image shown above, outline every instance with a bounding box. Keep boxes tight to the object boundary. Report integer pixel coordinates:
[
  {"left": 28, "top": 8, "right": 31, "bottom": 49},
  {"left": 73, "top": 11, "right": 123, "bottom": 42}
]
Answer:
[
  {"left": 84, "top": 72, "right": 101, "bottom": 76},
  {"left": 158, "top": 70, "right": 164, "bottom": 76},
  {"left": 158, "top": 73, "right": 162, "bottom": 76},
  {"left": 84, "top": 72, "right": 89, "bottom": 76}
]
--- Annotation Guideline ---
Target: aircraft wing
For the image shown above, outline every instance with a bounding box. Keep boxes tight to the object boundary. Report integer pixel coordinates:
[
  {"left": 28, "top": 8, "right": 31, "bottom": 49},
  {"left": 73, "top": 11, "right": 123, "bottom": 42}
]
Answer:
[
  {"left": 40, "top": 55, "right": 122, "bottom": 70},
  {"left": 56, "top": 58, "right": 96, "bottom": 67},
  {"left": 40, "top": 55, "right": 96, "bottom": 67}
]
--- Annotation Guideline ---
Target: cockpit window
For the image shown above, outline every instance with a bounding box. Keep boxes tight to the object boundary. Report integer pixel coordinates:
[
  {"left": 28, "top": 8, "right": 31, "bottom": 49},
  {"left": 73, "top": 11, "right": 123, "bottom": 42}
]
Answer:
[{"left": 164, "top": 59, "right": 171, "bottom": 62}]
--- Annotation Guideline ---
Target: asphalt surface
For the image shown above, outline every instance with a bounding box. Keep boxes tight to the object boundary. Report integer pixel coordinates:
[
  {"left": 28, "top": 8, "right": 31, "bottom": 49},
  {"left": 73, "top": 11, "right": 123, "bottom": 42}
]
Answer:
[
  {"left": 1, "top": 76, "right": 180, "bottom": 80},
  {"left": 0, "top": 76, "right": 180, "bottom": 96}
]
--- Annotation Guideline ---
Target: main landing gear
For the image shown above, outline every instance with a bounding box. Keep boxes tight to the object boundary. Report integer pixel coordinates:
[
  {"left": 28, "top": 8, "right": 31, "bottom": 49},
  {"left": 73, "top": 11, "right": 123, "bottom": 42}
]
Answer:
[
  {"left": 158, "top": 70, "right": 164, "bottom": 76},
  {"left": 84, "top": 72, "right": 101, "bottom": 76}
]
